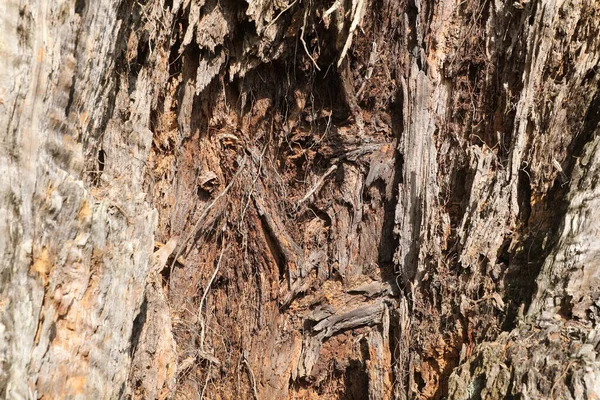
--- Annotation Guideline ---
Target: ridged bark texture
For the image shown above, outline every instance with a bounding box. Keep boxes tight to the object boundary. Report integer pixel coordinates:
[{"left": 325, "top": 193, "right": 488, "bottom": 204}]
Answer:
[{"left": 0, "top": 0, "right": 599, "bottom": 399}]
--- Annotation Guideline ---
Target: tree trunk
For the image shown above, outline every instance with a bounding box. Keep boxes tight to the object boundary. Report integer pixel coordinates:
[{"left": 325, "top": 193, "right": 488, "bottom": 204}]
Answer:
[{"left": 1, "top": 0, "right": 599, "bottom": 398}]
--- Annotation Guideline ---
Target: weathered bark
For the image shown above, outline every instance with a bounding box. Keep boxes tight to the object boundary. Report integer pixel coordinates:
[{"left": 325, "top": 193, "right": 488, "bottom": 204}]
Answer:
[{"left": 1, "top": 0, "right": 599, "bottom": 399}]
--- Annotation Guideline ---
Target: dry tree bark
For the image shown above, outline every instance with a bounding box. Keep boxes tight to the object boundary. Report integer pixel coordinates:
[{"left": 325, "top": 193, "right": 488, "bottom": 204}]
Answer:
[{"left": 1, "top": 0, "right": 599, "bottom": 399}]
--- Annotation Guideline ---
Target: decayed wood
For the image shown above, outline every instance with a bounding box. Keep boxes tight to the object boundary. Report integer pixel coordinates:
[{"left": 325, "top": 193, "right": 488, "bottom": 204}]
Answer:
[{"left": 1, "top": 0, "right": 599, "bottom": 398}]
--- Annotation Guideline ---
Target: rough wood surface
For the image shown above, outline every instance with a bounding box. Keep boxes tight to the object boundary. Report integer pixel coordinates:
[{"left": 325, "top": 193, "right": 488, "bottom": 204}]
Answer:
[{"left": 1, "top": 0, "right": 599, "bottom": 398}]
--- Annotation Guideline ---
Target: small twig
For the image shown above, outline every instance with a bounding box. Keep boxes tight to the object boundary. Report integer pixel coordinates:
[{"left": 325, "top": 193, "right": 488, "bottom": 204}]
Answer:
[
  {"left": 296, "top": 164, "right": 337, "bottom": 207},
  {"left": 470, "top": 133, "right": 498, "bottom": 152},
  {"left": 199, "top": 363, "right": 212, "bottom": 400},
  {"left": 550, "top": 360, "right": 575, "bottom": 398},
  {"left": 198, "top": 239, "right": 227, "bottom": 349},
  {"left": 242, "top": 354, "right": 260, "bottom": 400},
  {"left": 110, "top": 203, "right": 132, "bottom": 225},
  {"left": 337, "top": 0, "right": 367, "bottom": 66},
  {"left": 551, "top": 157, "right": 569, "bottom": 182},
  {"left": 301, "top": 6, "right": 321, "bottom": 70},
  {"left": 323, "top": 0, "right": 341, "bottom": 18},
  {"left": 266, "top": 0, "right": 298, "bottom": 30}
]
